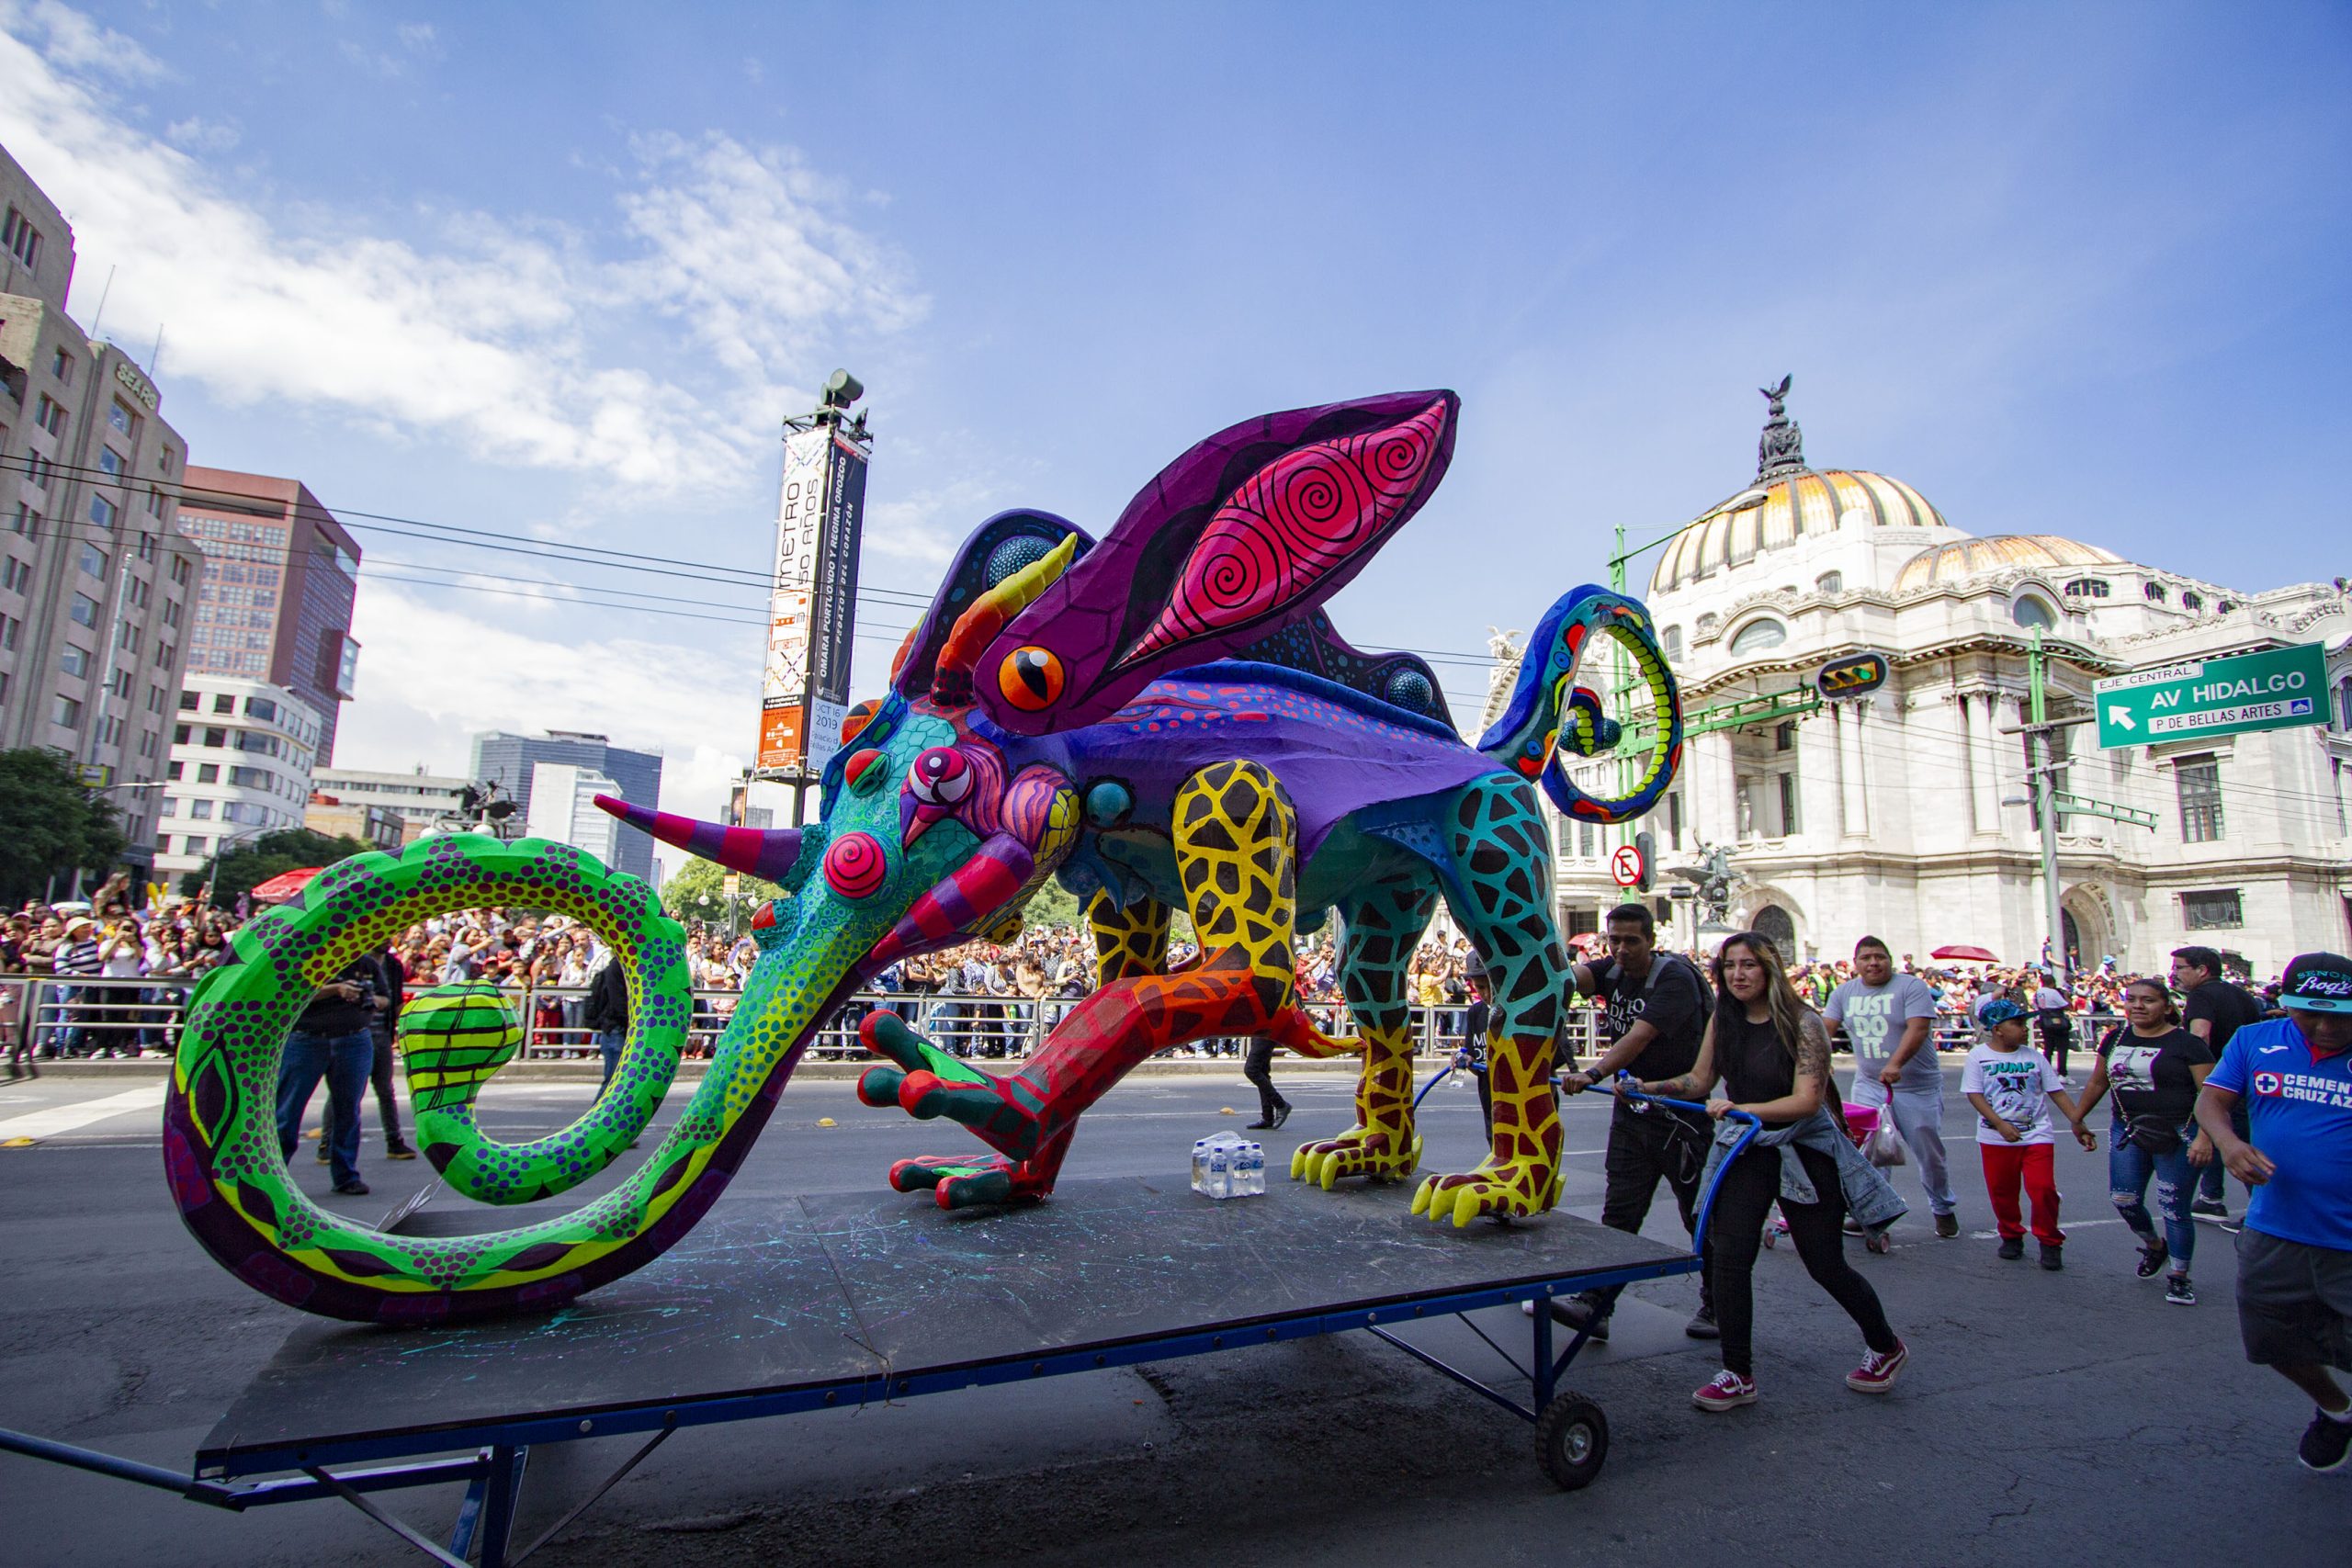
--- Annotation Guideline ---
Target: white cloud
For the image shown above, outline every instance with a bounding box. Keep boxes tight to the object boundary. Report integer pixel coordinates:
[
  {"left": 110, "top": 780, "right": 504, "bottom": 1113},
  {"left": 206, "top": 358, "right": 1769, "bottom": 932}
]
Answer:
[
  {"left": 396, "top": 21, "right": 438, "bottom": 56},
  {"left": 163, "top": 114, "right": 238, "bottom": 153},
  {"left": 0, "top": 9, "right": 926, "bottom": 494},
  {"left": 342, "top": 584, "right": 754, "bottom": 833},
  {"left": 8, "top": 0, "right": 162, "bottom": 82}
]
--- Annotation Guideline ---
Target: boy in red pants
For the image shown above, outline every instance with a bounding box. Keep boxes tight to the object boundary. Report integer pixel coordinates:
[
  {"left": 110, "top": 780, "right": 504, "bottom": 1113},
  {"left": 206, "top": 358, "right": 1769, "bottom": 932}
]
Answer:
[{"left": 1964, "top": 998, "right": 2096, "bottom": 1269}]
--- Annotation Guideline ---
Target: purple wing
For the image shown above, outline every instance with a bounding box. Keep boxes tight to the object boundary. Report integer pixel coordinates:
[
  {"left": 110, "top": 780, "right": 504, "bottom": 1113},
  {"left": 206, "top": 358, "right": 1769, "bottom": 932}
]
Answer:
[{"left": 971, "top": 390, "right": 1459, "bottom": 736}]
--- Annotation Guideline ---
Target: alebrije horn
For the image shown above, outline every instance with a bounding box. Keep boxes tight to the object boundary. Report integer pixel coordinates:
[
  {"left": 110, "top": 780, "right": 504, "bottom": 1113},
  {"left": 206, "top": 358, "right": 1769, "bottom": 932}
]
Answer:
[
  {"left": 932, "top": 533, "right": 1078, "bottom": 702},
  {"left": 594, "top": 795, "right": 803, "bottom": 882}
]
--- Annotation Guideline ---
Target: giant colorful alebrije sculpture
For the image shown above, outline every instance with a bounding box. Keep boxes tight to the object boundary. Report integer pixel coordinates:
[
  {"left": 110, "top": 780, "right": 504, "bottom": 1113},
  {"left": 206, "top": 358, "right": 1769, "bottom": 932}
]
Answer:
[{"left": 163, "top": 391, "right": 1682, "bottom": 1323}]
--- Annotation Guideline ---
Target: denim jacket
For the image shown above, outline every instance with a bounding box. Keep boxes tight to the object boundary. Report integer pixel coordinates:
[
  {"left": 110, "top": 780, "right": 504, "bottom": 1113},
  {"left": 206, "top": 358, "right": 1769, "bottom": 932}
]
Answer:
[{"left": 1700, "top": 1104, "right": 1908, "bottom": 1232}]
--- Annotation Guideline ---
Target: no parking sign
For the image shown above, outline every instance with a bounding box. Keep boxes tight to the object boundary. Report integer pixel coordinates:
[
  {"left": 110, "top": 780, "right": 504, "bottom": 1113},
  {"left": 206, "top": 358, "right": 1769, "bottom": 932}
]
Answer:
[{"left": 1610, "top": 844, "right": 1644, "bottom": 888}]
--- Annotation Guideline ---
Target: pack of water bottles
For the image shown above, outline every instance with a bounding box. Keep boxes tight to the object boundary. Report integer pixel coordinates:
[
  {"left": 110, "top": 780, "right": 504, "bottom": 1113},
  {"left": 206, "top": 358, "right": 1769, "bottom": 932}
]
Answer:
[{"left": 1190, "top": 1131, "right": 1265, "bottom": 1200}]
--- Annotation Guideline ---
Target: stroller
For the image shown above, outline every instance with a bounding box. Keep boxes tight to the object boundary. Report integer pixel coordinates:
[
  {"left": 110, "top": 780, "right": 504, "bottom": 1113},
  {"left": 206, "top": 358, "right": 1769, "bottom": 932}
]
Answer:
[{"left": 1763, "top": 1100, "right": 1897, "bottom": 1254}]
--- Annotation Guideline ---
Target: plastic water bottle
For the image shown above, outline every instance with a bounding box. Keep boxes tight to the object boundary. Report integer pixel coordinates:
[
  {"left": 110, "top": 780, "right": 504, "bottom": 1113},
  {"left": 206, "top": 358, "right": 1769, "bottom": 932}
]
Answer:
[
  {"left": 1191, "top": 1137, "right": 1211, "bottom": 1196},
  {"left": 1245, "top": 1140, "right": 1265, "bottom": 1196},
  {"left": 1208, "top": 1139, "right": 1232, "bottom": 1200}
]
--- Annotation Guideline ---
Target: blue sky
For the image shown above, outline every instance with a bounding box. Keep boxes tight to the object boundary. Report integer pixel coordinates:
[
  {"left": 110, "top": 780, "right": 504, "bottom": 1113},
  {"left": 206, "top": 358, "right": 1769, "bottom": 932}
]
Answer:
[{"left": 4, "top": 1, "right": 2346, "bottom": 859}]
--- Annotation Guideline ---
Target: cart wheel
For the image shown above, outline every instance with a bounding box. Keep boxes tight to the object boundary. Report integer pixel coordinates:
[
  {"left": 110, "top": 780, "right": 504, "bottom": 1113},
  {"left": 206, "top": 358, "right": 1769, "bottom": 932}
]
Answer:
[{"left": 1536, "top": 1391, "right": 1610, "bottom": 1491}]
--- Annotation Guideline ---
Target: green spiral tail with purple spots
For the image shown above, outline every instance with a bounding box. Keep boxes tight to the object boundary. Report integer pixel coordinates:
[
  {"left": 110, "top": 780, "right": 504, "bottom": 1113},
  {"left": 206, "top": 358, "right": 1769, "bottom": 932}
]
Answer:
[{"left": 161, "top": 833, "right": 755, "bottom": 1324}]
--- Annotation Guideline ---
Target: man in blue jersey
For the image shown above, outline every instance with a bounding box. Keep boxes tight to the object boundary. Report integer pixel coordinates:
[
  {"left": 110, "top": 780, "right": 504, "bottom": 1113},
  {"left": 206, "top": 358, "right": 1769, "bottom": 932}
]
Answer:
[{"left": 2198, "top": 952, "right": 2352, "bottom": 1473}]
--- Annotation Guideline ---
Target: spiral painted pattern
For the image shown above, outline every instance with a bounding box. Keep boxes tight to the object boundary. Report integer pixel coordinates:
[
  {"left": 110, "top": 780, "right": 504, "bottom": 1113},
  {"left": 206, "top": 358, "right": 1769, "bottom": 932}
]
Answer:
[
  {"left": 823, "top": 830, "right": 890, "bottom": 899},
  {"left": 1114, "top": 400, "right": 1447, "bottom": 670}
]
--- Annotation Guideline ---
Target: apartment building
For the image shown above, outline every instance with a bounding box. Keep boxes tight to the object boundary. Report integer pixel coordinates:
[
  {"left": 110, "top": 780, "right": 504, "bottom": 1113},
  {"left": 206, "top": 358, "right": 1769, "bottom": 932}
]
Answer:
[{"left": 0, "top": 142, "right": 205, "bottom": 873}]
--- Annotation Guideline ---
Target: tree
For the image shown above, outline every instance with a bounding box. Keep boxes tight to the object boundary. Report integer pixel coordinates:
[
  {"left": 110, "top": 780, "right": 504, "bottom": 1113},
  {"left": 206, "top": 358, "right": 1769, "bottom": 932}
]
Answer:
[
  {"left": 184, "top": 828, "right": 375, "bottom": 908},
  {"left": 0, "top": 748, "right": 129, "bottom": 906},
  {"left": 660, "top": 858, "right": 782, "bottom": 929},
  {"left": 1022, "top": 875, "right": 1084, "bottom": 931}
]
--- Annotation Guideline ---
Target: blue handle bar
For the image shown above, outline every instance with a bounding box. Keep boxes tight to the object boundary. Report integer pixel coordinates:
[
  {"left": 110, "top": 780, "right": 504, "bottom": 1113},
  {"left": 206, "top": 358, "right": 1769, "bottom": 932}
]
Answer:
[{"left": 1606, "top": 1077, "right": 1759, "bottom": 1258}]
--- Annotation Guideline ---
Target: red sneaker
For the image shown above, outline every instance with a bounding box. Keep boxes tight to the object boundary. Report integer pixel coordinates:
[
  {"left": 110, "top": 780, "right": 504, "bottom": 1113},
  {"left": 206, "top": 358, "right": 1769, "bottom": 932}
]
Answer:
[
  {"left": 1847, "top": 1338, "right": 1908, "bottom": 1393},
  {"left": 1691, "top": 1370, "right": 1758, "bottom": 1412}
]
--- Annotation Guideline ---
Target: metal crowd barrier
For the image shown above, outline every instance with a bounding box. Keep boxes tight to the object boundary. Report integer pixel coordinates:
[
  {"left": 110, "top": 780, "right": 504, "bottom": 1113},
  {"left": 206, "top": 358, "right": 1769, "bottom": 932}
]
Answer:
[{"left": 0, "top": 973, "right": 1617, "bottom": 1069}]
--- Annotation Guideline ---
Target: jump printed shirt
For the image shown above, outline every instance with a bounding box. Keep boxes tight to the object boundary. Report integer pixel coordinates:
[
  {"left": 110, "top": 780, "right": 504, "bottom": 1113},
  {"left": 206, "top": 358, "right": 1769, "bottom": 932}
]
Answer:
[
  {"left": 2206, "top": 1018, "right": 2352, "bottom": 1252},
  {"left": 1962, "top": 1043, "right": 2064, "bottom": 1145}
]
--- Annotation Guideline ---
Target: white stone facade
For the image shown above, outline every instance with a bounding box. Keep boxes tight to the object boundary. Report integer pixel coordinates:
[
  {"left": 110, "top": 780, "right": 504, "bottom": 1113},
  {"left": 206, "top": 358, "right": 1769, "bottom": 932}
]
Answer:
[{"left": 1534, "top": 389, "right": 2352, "bottom": 976}]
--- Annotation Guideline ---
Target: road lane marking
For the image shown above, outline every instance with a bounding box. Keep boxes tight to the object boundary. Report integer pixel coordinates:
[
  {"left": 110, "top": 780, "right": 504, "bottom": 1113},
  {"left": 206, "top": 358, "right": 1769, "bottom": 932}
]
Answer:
[{"left": 0, "top": 1084, "right": 168, "bottom": 1143}]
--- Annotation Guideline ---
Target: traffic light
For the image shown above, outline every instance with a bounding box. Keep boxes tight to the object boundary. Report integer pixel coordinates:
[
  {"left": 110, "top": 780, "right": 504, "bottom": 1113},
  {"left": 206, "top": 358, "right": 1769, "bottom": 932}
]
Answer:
[{"left": 1634, "top": 830, "right": 1656, "bottom": 893}]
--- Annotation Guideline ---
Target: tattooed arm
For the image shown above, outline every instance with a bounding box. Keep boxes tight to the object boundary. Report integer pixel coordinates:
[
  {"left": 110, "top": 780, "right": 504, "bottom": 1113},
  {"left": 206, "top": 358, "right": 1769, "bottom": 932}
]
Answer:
[
  {"left": 1718, "top": 1010, "right": 1832, "bottom": 1122},
  {"left": 1621, "top": 1012, "right": 1723, "bottom": 1103}
]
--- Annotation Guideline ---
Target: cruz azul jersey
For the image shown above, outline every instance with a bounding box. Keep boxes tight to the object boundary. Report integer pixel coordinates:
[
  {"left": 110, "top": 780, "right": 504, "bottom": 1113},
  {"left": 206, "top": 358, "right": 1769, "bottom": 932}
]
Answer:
[{"left": 2207, "top": 1018, "right": 2352, "bottom": 1252}]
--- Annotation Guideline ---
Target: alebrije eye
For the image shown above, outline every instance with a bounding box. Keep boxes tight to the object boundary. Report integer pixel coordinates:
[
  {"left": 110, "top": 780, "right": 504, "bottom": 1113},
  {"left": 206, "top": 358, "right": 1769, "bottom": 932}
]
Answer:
[
  {"left": 845, "top": 749, "right": 887, "bottom": 794},
  {"left": 906, "top": 747, "right": 973, "bottom": 806},
  {"left": 997, "top": 646, "right": 1064, "bottom": 711}
]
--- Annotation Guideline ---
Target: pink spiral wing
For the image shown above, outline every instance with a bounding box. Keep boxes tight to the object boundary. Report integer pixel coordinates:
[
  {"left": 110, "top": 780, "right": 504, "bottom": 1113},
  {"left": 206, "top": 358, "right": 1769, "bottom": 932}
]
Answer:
[{"left": 1112, "top": 399, "right": 1447, "bottom": 671}]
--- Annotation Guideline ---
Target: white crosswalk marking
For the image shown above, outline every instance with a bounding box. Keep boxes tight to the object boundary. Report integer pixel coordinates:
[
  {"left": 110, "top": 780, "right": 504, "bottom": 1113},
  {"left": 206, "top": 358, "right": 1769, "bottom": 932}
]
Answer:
[{"left": 0, "top": 1084, "right": 168, "bottom": 1142}]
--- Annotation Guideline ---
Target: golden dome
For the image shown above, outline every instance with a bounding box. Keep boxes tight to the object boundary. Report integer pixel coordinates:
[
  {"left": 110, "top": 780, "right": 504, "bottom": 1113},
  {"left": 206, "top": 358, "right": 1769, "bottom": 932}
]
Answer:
[
  {"left": 1652, "top": 468, "right": 1950, "bottom": 593},
  {"left": 1892, "top": 535, "right": 2125, "bottom": 594}
]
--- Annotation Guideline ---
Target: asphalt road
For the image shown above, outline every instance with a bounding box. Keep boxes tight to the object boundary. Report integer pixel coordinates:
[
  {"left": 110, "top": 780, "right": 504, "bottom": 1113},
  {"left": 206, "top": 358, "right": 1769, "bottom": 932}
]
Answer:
[{"left": 0, "top": 1059, "right": 2341, "bottom": 1567}]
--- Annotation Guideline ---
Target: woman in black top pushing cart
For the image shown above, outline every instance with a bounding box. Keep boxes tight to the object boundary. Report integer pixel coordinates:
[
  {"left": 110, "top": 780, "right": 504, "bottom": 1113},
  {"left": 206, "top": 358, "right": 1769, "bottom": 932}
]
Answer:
[{"left": 1621, "top": 931, "right": 1909, "bottom": 1413}]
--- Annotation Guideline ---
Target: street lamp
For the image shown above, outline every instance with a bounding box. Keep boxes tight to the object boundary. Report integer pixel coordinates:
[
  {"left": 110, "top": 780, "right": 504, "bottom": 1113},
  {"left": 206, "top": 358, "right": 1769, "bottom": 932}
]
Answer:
[{"left": 201, "top": 828, "right": 269, "bottom": 904}]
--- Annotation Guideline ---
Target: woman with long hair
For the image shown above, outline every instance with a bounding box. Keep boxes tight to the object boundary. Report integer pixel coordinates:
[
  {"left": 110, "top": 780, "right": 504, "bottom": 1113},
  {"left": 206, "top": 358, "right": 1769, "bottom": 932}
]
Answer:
[
  {"left": 1622, "top": 931, "right": 1908, "bottom": 1412},
  {"left": 2069, "top": 977, "right": 2214, "bottom": 1303}
]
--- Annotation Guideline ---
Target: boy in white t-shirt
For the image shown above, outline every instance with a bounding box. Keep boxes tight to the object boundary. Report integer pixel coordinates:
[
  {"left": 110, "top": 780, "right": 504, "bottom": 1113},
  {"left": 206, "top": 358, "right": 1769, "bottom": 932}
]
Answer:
[{"left": 1962, "top": 998, "right": 2095, "bottom": 1269}]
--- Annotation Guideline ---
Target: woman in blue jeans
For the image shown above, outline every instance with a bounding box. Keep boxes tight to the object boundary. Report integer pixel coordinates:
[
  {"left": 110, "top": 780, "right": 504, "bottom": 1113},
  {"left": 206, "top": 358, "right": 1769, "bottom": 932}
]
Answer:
[{"left": 2069, "top": 978, "right": 2215, "bottom": 1304}]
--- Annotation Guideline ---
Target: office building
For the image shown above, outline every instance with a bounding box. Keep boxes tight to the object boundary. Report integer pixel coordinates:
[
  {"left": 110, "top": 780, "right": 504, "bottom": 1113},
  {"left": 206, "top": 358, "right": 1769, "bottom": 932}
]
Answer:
[
  {"left": 1, "top": 141, "right": 204, "bottom": 872},
  {"left": 525, "top": 761, "right": 621, "bottom": 863},
  {"left": 153, "top": 675, "right": 324, "bottom": 885},
  {"left": 176, "top": 468, "right": 360, "bottom": 764},
  {"left": 469, "top": 729, "right": 662, "bottom": 879},
  {"left": 310, "top": 766, "right": 474, "bottom": 831}
]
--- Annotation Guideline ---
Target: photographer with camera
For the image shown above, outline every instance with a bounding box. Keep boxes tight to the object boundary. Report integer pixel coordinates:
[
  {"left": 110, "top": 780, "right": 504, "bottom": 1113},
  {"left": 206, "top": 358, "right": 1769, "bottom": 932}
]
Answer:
[{"left": 274, "top": 951, "right": 390, "bottom": 1197}]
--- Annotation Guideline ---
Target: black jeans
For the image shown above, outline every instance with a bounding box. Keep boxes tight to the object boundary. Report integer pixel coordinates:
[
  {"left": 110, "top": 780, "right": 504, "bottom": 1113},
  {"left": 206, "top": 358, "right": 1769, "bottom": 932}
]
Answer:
[
  {"left": 1589, "top": 1102, "right": 1712, "bottom": 1315},
  {"left": 370, "top": 1029, "right": 406, "bottom": 1147},
  {"left": 1708, "top": 1142, "right": 1897, "bottom": 1379},
  {"left": 1243, "top": 1036, "right": 1287, "bottom": 1120}
]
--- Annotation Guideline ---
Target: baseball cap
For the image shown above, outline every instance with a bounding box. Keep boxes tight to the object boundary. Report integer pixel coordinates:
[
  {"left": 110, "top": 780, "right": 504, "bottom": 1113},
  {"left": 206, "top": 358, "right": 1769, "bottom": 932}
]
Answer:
[
  {"left": 1976, "top": 997, "right": 2032, "bottom": 1028},
  {"left": 2278, "top": 952, "right": 2352, "bottom": 1014}
]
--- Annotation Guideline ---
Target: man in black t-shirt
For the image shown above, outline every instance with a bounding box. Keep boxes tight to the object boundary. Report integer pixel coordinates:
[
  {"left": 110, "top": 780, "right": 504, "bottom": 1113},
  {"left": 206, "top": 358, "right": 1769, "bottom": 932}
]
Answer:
[
  {"left": 2174, "top": 945, "right": 2265, "bottom": 1220},
  {"left": 1550, "top": 903, "right": 1716, "bottom": 1341}
]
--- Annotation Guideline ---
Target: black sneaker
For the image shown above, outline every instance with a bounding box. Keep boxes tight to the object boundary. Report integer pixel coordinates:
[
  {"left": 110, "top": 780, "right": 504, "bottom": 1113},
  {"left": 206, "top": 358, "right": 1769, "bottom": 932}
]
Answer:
[
  {"left": 2298, "top": 1408, "right": 2352, "bottom": 1472},
  {"left": 1997, "top": 1236, "right": 2025, "bottom": 1260},
  {"left": 1547, "top": 1294, "right": 1611, "bottom": 1343},
  {"left": 333, "top": 1179, "right": 370, "bottom": 1196},
  {"left": 1271, "top": 1104, "right": 1292, "bottom": 1131},
  {"left": 2136, "top": 1241, "right": 2169, "bottom": 1280},
  {"left": 1841, "top": 1215, "right": 1862, "bottom": 1236},
  {"left": 385, "top": 1144, "right": 418, "bottom": 1161},
  {"left": 1685, "top": 1306, "right": 1720, "bottom": 1340},
  {"left": 2164, "top": 1275, "right": 2196, "bottom": 1306},
  {"left": 2190, "top": 1197, "right": 2231, "bottom": 1221},
  {"left": 315, "top": 1144, "right": 330, "bottom": 1163},
  {"left": 2039, "top": 1243, "right": 2064, "bottom": 1271},
  {"left": 1934, "top": 1213, "right": 1960, "bottom": 1239}
]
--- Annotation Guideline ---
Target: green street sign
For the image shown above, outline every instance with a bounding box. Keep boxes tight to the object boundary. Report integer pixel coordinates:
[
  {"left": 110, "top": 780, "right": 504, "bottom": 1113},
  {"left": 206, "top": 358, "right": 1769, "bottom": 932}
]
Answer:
[{"left": 2094, "top": 642, "right": 2329, "bottom": 749}]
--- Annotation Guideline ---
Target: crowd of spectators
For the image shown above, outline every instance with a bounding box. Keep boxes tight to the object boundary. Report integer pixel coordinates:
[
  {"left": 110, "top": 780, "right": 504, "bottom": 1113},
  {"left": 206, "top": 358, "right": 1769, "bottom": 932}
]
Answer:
[{"left": 0, "top": 869, "right": 2288, "bottom": 1075}]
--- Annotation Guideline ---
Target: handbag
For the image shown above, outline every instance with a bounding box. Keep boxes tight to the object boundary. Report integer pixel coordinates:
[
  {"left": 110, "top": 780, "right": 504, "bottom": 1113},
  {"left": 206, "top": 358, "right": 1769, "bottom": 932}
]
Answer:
[
  {"left": 1861, "top": 1106, "right": 1909, "bottom": 1168},
  {"left": 2123, "top": 1114, "right": 2186, "bottom": 1156}
]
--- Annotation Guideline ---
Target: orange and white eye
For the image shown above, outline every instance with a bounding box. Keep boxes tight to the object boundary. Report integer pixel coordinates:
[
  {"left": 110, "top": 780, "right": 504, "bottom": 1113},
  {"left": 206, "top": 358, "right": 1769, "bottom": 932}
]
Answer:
[
  {"left": 906, "top": 746, "right": 973, "bottom": 806},
  {"left": 997, "top": 646, "right": 1065, "bottom": 711}
]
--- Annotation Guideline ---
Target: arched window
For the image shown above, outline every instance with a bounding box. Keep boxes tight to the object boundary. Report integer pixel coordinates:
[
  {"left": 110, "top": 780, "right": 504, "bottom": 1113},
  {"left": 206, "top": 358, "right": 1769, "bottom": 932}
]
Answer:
[
  {"left": 2063, "top": 578, "right": 2109, "bottom": 599},
  {"left": 1661, "top": 626, "right": 1683, "bottom": 660},
  {"left": 2143, "top": 581, "right": 2167, "bottom": 603},
  {"left": 2181, "top": 591, "right": 2205, "bottom": 612},
  {"left": 2336, "top": 676, "right": 2352, "bottom": 733},
  {"left": 1728, "top": 617, "right": 1789, "bottom": 656},
  {"left": 2010, "top": 594, "right": 2058, "bottom": 630},
  {"left": 1815, "top": 570, "right": 1843, "bottom": 594}
]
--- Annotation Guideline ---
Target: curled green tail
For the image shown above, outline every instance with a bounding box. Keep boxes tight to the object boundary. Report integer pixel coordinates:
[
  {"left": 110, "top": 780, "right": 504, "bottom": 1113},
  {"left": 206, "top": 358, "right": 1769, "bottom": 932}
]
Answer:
[{"left": 163, "top": 834, "right": 733, "bottom": 1324}]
